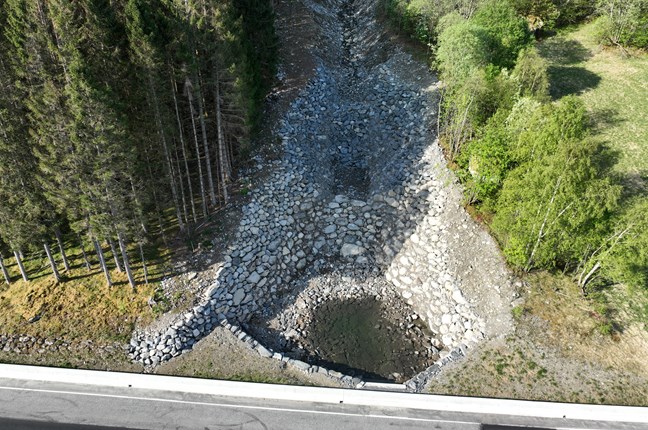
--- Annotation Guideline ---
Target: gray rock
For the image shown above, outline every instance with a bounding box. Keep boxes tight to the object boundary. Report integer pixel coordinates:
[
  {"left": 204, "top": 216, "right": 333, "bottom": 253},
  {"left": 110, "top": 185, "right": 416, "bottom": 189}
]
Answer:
[
  {"left": 324, "top": 225, "right": 337, "bottom": 234},
  {"left": 232, "top": 289, "right": 246, "bottom": 306},
  {"left": 291, "top": 359, "right": 311, "bottom": 371},
  {"left": 340, "top": 243, "right": 365, "bottom": 257},
  {"left": 248, "top": 272, "right": 261, "bottom": 284},
  {"left": 257, "top": 345, "right": 273, "bottom": 358}
]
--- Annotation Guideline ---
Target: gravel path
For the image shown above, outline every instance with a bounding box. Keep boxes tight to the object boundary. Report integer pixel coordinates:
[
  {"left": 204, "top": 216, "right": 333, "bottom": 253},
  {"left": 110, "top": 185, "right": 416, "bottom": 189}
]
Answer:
[{"left": 130, "top": 0, "right": 515, "bottom": 390}]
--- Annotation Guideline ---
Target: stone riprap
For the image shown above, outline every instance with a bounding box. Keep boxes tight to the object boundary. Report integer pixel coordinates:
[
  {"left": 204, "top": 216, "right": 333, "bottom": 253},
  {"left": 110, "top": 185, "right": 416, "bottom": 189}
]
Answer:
[
  {"left": 129, "top": 0, "right": 514, "bottom": 389},
  {"left": 1, "top": 333, "right": 125, "bottom": 357}
]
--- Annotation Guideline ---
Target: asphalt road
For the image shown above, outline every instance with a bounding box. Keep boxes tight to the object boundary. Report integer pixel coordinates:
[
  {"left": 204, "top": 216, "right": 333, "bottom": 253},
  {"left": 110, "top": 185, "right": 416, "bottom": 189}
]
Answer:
[
  {"left": 0, "top": 418, "right": 139, "bottom": 429},
  {"left": 0, "top": 377, "right": 645, "bottom": 430}
]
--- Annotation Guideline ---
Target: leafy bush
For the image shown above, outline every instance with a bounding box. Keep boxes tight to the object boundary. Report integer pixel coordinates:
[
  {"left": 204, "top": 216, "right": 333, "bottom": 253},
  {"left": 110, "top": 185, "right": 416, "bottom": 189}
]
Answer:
[
  {"left": 460, "top": 110, "right": 512, "bottom": 204},
  {"left": 514, "top": 0, "right": 560, "bottom": 32},
  {"left": 593, "top": 0, "right": 648, "bottom": 49},
  {"left": 604, "top": 198, "right": 648, "bottom": 289},
  {"left": 552, "top": 0, "right": 596, "bottom": 26},
  {"left": 492, "top": 97, "right": 622, "bottom": 270},
  {"left": 511, "top": 47, "right": 550, "bottom": 100},
  {"left": 435, "top": 18, "right": 495, "bottom": 82},
  {"left": 472, "top": 0, "right": 533, "bottom": 68}
]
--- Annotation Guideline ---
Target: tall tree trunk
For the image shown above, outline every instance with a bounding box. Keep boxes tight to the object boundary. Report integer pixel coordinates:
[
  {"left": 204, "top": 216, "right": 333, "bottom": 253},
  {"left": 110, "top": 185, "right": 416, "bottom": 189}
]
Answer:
[
  {"left": 173, "top": 77, "right": 197, "bottom": 224},
  {"left": 129, "top": 177, "right": 148, "bottom": 235},
  {"left": 0, "top": 254, "right": 10, "bottom": 284},
  {"left": 174, "top": 142, "right": 190, "bottom": 227},
  {"left": 139, "top": 243, "right": 149, "bottom": 286},
  {"left": 213, "top": 68, "right": 229, "bottom": 204},
  {"left": 108, "top": 238, "right": 123, "bottom": 273},
  {"left": 148, "top": 74, "right": 185, "bottom": 232},
  {"left": 77, "top": 234, "right": 91, "bottom": 271},
  {"left": 225, "top": 128, "right": 234, "bottom": 180},
  {"left": 54, "top": 228, "right": 71, "bottom": 271},
  {"left": 117, "top": 232, "right": 136, "bottom": 291},
  {"left": 44, "top": 242, "right": 61, "bottom": 283},
  {"left": 94, "top": 239, "right": 112, "bottom": 288},
  {"left": 185, "top": 77, "right": 209, "bottom": 218},
  {"left": 152, "top": 188, "right": 169, "bottom": 246},
  {"left": 196, "top": 75, "right": 217, "bottom": 206},
  {"left": 13, "top": 250, "right": 28, "bottom": 282}
]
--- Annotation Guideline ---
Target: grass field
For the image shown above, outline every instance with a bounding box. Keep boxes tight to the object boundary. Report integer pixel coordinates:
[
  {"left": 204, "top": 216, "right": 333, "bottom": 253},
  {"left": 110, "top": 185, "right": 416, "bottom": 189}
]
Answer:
[
  {"left": 538, "top": 22, "right": 648, "bottom": 190},
  {"left": 0, "top": 240, "right": 169, "bottom": 343}
]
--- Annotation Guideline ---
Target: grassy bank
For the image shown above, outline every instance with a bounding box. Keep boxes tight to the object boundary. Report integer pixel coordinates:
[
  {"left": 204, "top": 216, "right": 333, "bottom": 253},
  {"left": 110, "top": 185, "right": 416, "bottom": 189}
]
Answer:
[
  {"left": 0, "top": 241, "right": 167, "bottom": 344},
  {"left": 538, "top": 22, "right": 648, "bottom": 190},
  {"left": 428, "top": 272, "right": 648, "bottom": 406}
]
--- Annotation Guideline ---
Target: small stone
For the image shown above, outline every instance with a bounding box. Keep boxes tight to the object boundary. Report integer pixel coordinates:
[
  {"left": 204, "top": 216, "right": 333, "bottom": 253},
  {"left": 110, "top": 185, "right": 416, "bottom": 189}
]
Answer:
[
  {"left": 257, "top": 345, "right": 273, "bottom": 358},
  {"left": 248, "top": 272, "right": 261, "bottom": 284},
  {"left": 452, "top": 290, "right": 467, "bottom": 304},
  {"left": 324, "top": 225, "right": 337, "bottom": 234},
  {"left": 232, "top": 289, "right": 245, "bottom": 306},
  {"left": 291, "top": 360, "right": 311, "bottom": 372},
  {"left": 340, "top": 243, "right": 365, "bottom": 257},
  {"left": 385, "top": 197, "right": 399, "bottom": 208}
]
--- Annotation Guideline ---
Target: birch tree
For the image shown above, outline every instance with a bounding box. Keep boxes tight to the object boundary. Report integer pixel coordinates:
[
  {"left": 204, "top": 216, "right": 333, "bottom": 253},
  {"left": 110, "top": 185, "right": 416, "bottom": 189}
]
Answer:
[{"left": 492, "top": 97, "right": 621, "bottom": 271}]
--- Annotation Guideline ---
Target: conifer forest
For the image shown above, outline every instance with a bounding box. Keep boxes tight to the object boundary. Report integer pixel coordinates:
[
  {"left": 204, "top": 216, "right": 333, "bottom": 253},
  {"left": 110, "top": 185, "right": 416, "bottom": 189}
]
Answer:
[{"left": 0, "top": 0, "right": 276, "bottom": 287}]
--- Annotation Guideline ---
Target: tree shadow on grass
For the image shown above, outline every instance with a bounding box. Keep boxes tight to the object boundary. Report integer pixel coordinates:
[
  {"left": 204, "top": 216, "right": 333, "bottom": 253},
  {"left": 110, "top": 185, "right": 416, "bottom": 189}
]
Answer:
[
  {"left": 540, "top": 38, "right": 594, "bottom": 65},
  {"left": 547, "top": 66, "right": 601, "bottom": 99},
  {"left": 589, "top": 107, "right": 624, "bottom": 132}
]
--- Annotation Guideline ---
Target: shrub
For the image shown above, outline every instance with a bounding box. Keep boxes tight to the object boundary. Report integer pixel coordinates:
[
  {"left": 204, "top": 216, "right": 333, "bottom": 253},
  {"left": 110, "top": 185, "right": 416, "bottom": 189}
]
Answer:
[{"left": 472, "top": 0, "right": 533, "bottom": 68}]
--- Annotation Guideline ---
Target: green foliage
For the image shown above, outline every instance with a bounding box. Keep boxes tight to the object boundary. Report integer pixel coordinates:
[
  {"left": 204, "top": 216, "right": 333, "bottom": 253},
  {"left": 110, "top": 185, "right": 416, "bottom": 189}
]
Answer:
[
  {"left": 234, "top": 0, "right": 278, "bottom": 123},
  {"left": 604, "top": 198, "right": 648, "bottom": 289},
  {"left": 514, "top": 0, "right": 560, "bottom": 32},
  {"left": 511, "top": 47, "right": 550, "bottom": 100},
  {"left": 381, "top": 0, "right": 484, "bottom": 45},
  {"left": 492, "top": 97, "right": 622, "bottom": 270},
  {"left": 511, "top": 305, "right": 525, "bottom": 319},
  {"left": 436, "top": 18, "right": 494, "bottom": 82},
  {"left": 460, "top": 110, "right": 512, "bottom": 203},
  {"left": 552, "top": 0, "right": 596, "bottom": 26},
  {"left": 472, "top": 0, "right": 533, "bottom": 68},
  {"left": 593, "top": 0, "right": 648, "bottom": 49},
  {"left": 0, "top": 0, "right": 276, "bottom": 260}
]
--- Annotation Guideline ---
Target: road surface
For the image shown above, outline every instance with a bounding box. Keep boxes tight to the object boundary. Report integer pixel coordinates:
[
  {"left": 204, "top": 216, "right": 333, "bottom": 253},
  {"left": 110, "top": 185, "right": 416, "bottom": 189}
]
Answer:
[{"left": 0, "top": 365, "right": 646, "bottom": 430}]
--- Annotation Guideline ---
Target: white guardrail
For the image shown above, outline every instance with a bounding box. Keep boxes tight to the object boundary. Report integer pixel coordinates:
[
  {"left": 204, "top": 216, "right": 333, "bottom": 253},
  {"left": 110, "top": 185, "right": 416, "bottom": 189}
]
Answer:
[{"left": 1, "top": 363, "right": 647, "bottom": 425}]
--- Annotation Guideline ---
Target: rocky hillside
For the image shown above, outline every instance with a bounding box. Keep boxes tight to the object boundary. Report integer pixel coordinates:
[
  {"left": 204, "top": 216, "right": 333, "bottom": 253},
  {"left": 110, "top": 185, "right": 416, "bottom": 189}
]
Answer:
[{"left": 130, "top": 0, "right": 515, "bottom": 390}]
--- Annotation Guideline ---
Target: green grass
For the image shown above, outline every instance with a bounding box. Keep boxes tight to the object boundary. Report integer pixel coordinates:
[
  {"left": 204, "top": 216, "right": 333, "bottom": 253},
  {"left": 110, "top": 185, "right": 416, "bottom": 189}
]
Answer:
[
  {"left": 0, "top": 238, "right": 170, "bottom": 343},
  {"left": 538, "top": 22, "right": 648, "bottom": 189}
]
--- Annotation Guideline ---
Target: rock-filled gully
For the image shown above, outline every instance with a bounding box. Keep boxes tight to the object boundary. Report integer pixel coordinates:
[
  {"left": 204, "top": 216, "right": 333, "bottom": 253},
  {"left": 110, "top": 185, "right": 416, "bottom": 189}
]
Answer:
[{"left": 129, "top": 0, "right": 515, "bottom": 391}]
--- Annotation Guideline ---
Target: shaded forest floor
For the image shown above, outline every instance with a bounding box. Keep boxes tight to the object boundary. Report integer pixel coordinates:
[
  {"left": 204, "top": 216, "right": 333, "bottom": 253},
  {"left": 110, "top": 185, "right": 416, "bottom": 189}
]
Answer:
[{"left": 0, "top": 242, "right": 162, "bottom": 343}]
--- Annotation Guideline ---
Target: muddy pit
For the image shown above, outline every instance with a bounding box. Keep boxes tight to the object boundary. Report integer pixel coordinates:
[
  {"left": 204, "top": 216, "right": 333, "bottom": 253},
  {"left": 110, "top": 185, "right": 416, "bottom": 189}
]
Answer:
[
  {"left": 303, "top": 297, "right": 440, "bottom": 382},
  {"left": 249, "top": 295, "right": 442, "bottom": 383}
]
